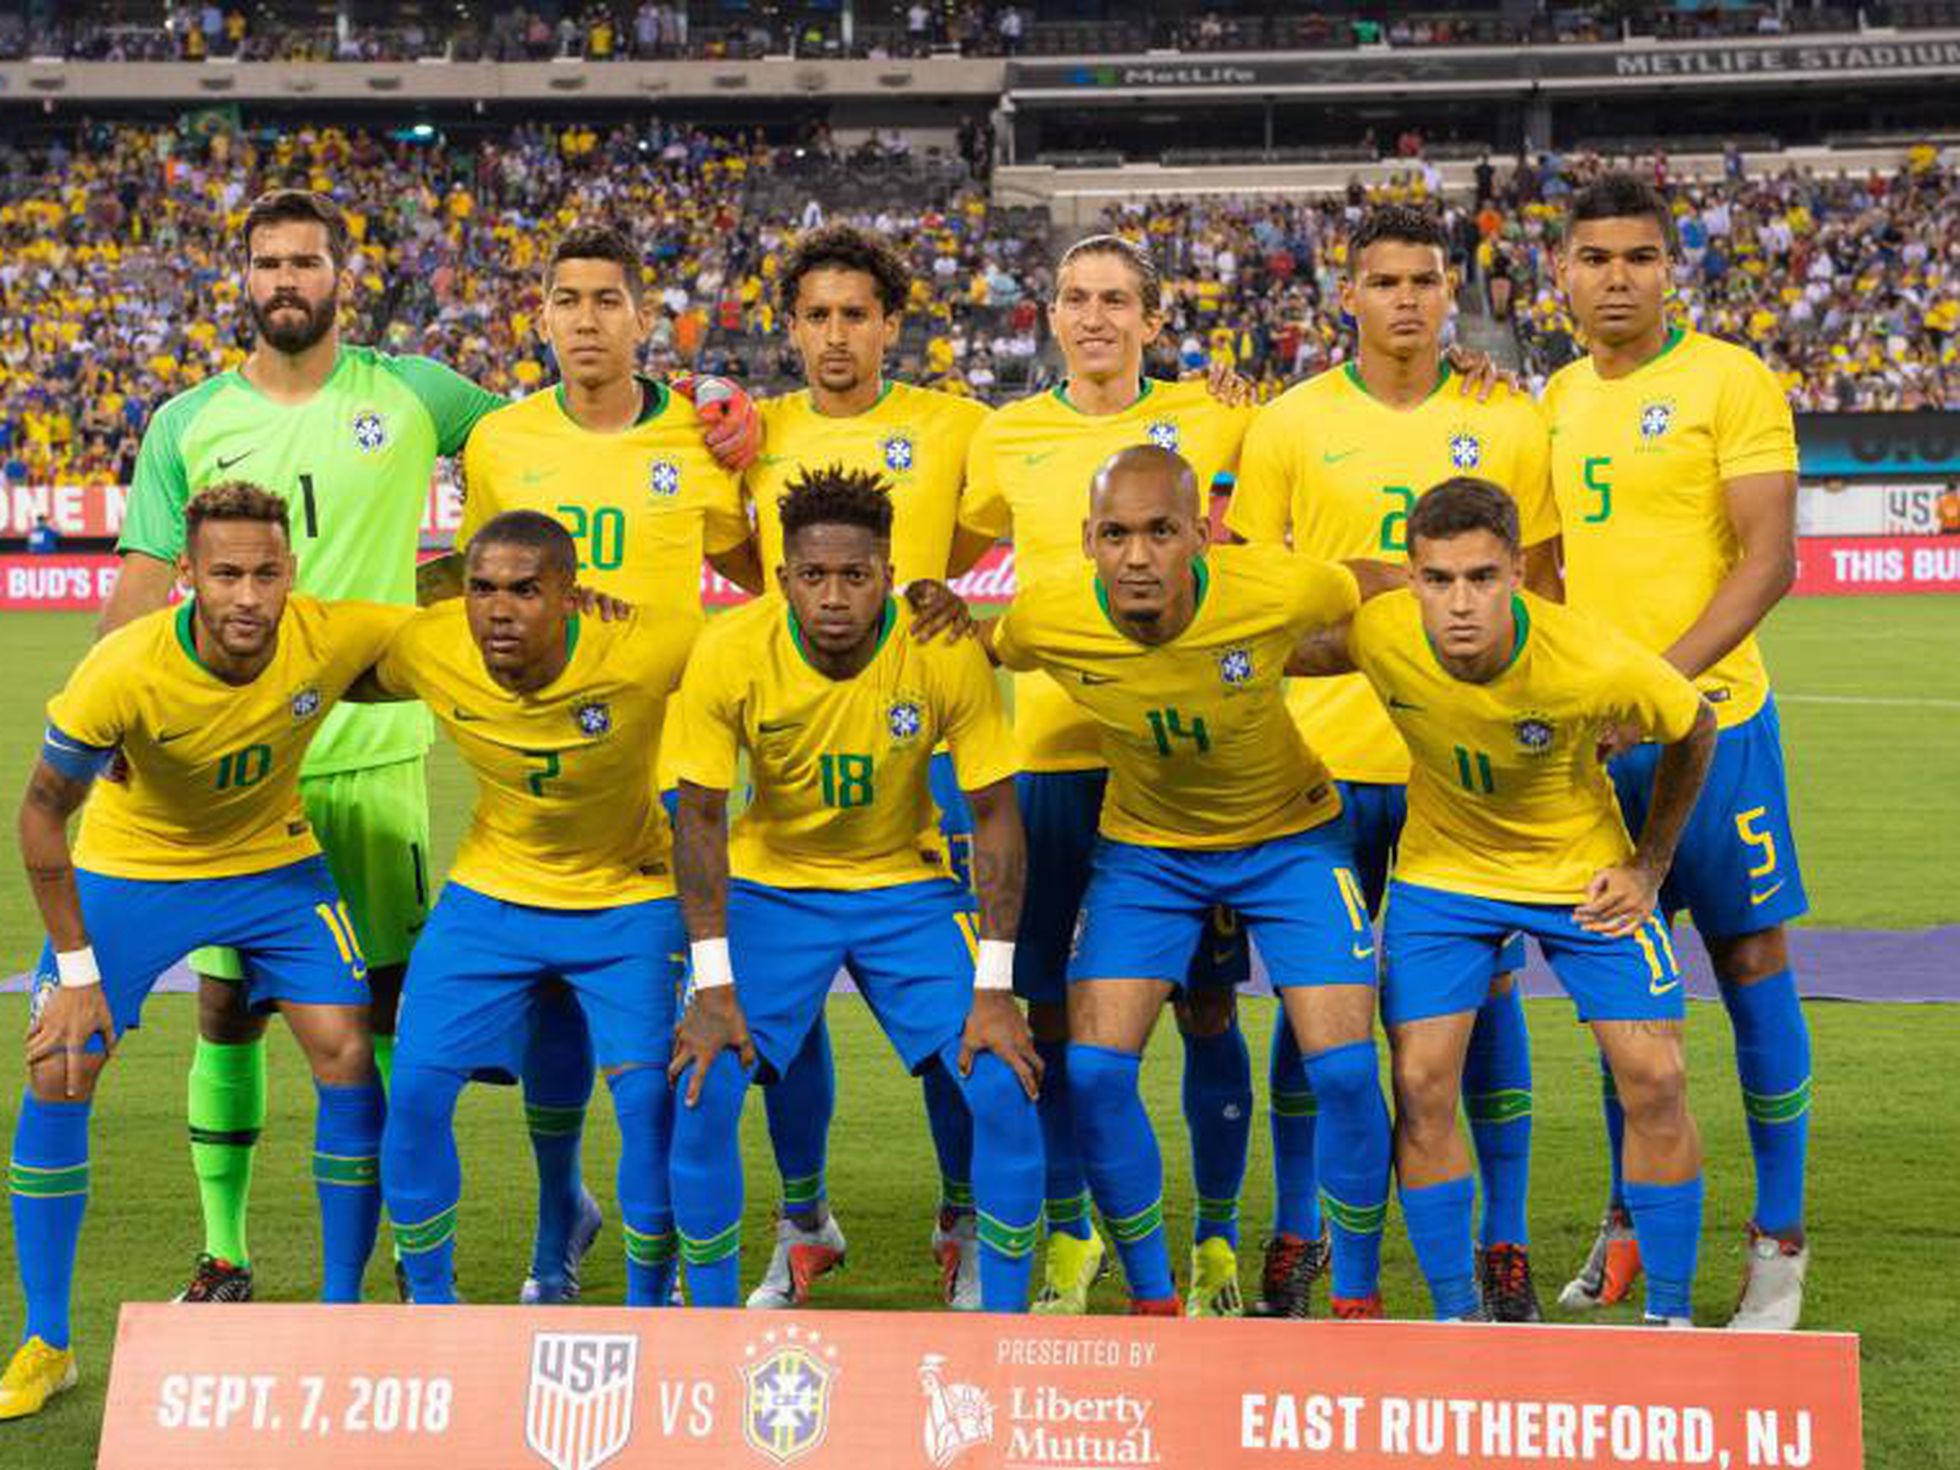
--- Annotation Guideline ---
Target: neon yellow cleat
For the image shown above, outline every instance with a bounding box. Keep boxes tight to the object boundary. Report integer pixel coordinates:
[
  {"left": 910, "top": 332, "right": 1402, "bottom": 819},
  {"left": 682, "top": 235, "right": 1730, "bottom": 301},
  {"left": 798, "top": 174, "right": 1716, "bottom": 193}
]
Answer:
[
  {"left": 1031, "top": 1229, "right": 1106, "bottom": 1315},
  {"left": 1185, "top": 1237, "right": 1246, "bottom": 1317},
  {"left": 0, "top": 1336, "right": 78, "bottom": 1421}
]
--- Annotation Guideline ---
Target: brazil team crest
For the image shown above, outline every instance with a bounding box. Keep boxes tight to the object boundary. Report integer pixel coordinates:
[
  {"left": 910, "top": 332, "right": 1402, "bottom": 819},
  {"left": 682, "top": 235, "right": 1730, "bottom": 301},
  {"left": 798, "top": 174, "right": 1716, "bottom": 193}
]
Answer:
[
  {"left": 575, "top": 700, "right": 613, "bottom": 738},
  {"left": 1448, "top": 431, "right": 1483, "bottom": 471},
  {"left": 887, "top": 697, "right": 925, "bottom": 744},
  {"left": 882, "top": 433, "right": 915, "bottom": 473},
  {"left": 290, "top": 685, "right": 322, "bottom": 722},
  {"left": 649, "top": 458, "right": 682, "bottom": 497},
  {"left": 740, "top": 1325, "right": 838, "bottom": 1465},
  {"left": 525, "top": 1331, "right": 639, "bottom": 1470},
  {"left": 1514, "top": 711, "right": 1557, "bottom": 755},
  {"left": 1144, "top": 418, "right": 1181, "bottom": 453},
  {"left": 1638, "top": 399, "right": 1675, "bottom": 444},
  {"left": 351, "top": 410, "right": 387, "bottom": 454},
  {"left": 1218, "top": 646, "right": 1254, "bottom": 686}
]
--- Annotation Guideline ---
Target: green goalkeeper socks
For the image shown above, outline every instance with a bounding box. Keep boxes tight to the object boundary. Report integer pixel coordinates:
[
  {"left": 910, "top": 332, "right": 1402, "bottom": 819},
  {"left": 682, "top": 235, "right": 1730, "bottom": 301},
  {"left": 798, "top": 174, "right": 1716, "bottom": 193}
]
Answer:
[{"left": 187, "top": 1036, "right": 268, "bottom": 1267}]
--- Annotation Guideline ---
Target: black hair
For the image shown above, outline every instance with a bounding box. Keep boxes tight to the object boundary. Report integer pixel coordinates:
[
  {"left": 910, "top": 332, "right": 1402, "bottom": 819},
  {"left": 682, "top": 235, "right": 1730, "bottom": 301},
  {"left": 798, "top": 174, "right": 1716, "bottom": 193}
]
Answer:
[
  {"left": 1567, "top": 172, "right": 1678, "bottom": 252},
  {"left": 548, "top": 223, "right": 646, "bottom": 299},
  {"left": 1407, "top": 477, "right": 1521, "bottom": 553},
  {"left": 779, "top": 223, "right": 911, "bottom": 317},
  {"left": 241, "top": 188, "right": 353, "bottom": 270},
  {"left": 469, "top": 509, "right": 579, "bottom": 581},
  {"left": 779, "top": 463, "right": 895, "bottom": 548},
  {"left": 1348, "top": 203, "right": 1449, "bottom": 268}
]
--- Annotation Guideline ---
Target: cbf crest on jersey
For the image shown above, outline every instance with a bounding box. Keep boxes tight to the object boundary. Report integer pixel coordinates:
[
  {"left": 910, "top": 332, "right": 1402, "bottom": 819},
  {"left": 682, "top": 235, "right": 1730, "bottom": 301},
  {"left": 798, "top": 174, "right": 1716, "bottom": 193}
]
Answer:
[
  {"left": 740, "top": 1325, "right": 839, "bottom": 1466},
  {"left": 351, "top": 409, "right": 388, "bottom": 454},
  {"left": 1514, "top": 711, "right": 1557, "bottom": 755},
  {"left": 525, "top": 1331, "right": 639, "bottom": 1470},
  {"left": 1448, "top": 431, "right": 1483, "bottom": 471},
  {"left": 1219, "top": 647, "right": 1254, "bottom": 687},
  {"left": 290, "top": 685, "right": 323, "bottom": 722},
  {"left": 882, "top": 433, "right": 916, "bottom": 473},
  {"left": 574, "top": 700, "right": 613, "bottom": 738},
  {"left": 649, "top": 458, "right": 683, "bottom": 498},
  {"left": 1144, "top": 418, "right": 1181, "bottom": 453},
  {"left": 1638, "top": 399, "right": 1676, "bottom": 445},
  {"left": 887, "top": 695, "right": 925, "bottom": 745}
]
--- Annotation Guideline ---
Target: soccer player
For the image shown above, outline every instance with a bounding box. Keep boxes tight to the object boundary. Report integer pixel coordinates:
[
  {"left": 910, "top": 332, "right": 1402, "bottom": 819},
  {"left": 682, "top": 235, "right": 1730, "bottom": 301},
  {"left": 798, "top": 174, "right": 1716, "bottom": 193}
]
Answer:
[
  {"left": 365, "top": 512, "right": 696, "bottom": 1307},
  {"left": 1225, "top": 203, "right": 1560, "bottom": 1320},
  {"left": 1315, "top": 477, "right": 1715, "bottom": 1325},
  {"left": 663, "top": 468, "right": 1043, "bottom": 1313},
  {"left": 737, "top": 223, "right": 996, "bottom": 1310},
  {"left": 985, "top": 445, "right": 1397, "bottom": 1317},
  {"left": 4, "top": 484, "right": 394, "bottom": 1419},
  {"left": 1547, "top": 174, "right": 1813, "bottom": 1329},
  {"left": 432, "top": 222, "right": 759, "bottom": 1302},
  {"left": 963, "top": 235, "right": 1261, "bottom": 1316},
  {"left": 98, "top": 188, "right": 505, "bottom": 1303}
]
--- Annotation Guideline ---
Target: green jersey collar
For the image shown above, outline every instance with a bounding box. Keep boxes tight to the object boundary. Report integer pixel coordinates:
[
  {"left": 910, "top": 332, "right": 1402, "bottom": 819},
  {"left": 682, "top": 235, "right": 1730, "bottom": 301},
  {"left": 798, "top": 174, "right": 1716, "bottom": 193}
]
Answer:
[
  {"left": 786, "top": 597, "right": 896, "bottom": 673},
  {"left": 1343, "top": 358, "right": 1451, "bottom": 406},
  {"left": 1052, "top": 378, "right": 1154, "bottom": 415},
  {"left": 553, "top": 375, "right": 669, "bottom": 430},
  {"left": 1093, "top": 555, "right": 1209, "bottom": 639}
]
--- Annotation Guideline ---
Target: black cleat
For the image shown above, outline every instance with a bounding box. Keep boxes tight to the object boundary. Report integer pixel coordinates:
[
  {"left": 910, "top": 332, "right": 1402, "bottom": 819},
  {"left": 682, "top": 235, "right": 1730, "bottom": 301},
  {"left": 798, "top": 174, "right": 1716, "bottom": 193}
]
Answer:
[
  {"left": 175, "top": 1254, "right": 254, "bottom": 1303},
  {"left": 1478, "top": 1242, "right": 1544, "bottom": 1323},
  {"left": 1250, "top": 1229, "right": 1330, "bottom": 1319}
]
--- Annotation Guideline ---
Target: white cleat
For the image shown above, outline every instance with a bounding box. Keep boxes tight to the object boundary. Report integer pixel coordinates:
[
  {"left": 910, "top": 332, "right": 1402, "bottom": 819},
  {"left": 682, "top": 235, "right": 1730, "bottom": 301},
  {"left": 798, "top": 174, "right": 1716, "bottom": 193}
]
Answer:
[
  {"left": 932, "top": 1210, "right": 982, "bottom": 1311},
  {"left": 1558, "top": 1207, "right": 1641, "bottom": 1311},
  {"left": 1726, "top": 1226, "right": 1808, "bottom": 1331},
  {"left": 746, "top": 1212, "right": 848, "bottom": 1309},
  {"left": 1644, "top": 1314, "right": 1697, "bottom": 1329}
]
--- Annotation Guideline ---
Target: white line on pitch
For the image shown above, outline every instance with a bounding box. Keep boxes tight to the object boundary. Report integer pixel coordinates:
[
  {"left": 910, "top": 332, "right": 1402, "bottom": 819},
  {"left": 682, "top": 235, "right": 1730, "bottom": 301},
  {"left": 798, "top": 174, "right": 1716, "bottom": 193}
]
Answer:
[{"left": 1779, "top": 693, "right": 1960, "bottom": 709}]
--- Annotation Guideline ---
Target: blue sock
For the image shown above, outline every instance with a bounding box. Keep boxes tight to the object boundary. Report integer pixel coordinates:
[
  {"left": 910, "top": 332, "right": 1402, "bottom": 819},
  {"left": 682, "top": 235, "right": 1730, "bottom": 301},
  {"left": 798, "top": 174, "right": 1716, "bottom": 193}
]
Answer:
[
  {"left": 9, "top": 1092, "right": 92, "bottom": 1349},
  {"left": 523, "top": 991, "right": 595, "bottom": 1281},
  {"left": 921, "top": 1060, "right": 976, "bottom": 1215},
  {"left": 1305, "top": 1040, "right": 1391, "bottom": 1301},
  {"left": 608, "top": 1066, "right": 677, "bottom": 1306},
  {"left": 1399, "top": 1175, "right": 1480, "bottom": 1319},
  {"left": 1462, "top": 985, "right": 1533, "bottom": 1247},
  {"left": 1722, "top": 971, "right": 1811, "bottom": 1236},
  {"left": 1267, "top": 1022, "right": 1322, "bottom": 1239},
  {"left": 1624, "top": 1176, "right": 1704, "bottom": 1320},
  {"left": 670, "top": 1053, "right": 749, "bottom": 1307},
  {"left": 763, "top": 1015, "right": 833, "bottom": 1222},
  {"left": 1599, "top": 1051, "right": 1628, "bottom": 1215},
  {"left": 312, "top": 1079, "right": 384, "bottom": 1303},
  {"left": 1034, "top": 1038, "right": 1092, "bottom": 1241},
  {"left": 944, "top": 1047, "right": 1041, "bottom": 1312},
  {"left": 382, "top": 1066, "right": 466, "bottom": 1305},
  {"left": 1181, "top": 1022, "right": 1251, "bottom": 1248},
  {"left": 1067, "top": 1044, "right": 1172, "bottom": 1302}
]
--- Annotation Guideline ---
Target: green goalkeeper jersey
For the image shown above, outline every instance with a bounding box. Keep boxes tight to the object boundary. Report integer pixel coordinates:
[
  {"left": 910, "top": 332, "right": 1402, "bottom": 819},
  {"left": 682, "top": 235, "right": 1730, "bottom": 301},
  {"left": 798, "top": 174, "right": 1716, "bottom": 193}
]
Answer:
[{"left": 120, "top": 346, "right": 503, "bottom": 775}]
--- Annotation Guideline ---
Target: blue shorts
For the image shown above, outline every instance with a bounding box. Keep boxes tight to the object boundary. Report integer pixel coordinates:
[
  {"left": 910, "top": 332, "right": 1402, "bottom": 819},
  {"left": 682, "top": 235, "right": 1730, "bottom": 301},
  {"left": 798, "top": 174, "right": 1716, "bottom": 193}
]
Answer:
[
  {"left": 32, "top": 857, "right": 369, "bottom": 1050},
  {"left": 1610, "top": 697, "right": 1808, "bottom": 940},
  {"left": 1068, "top": 821, "right": 1376, "bottom": 992},
  {"left": 929, "top": 750, "right": 976, "bottom": 894},
  {"left": 1383, "top": 881, "right": 1685, "bottom": 1028},
  {"left": 729, "top": 878, "right": 974, "bottom": 1080},
  {"left": 394, "top": 883, "right": 683, "bottom": 1077},
  {"left": 1340, "top": 779, "right": 1528, "bottom": 977},
  {"left": 1014, "top": 768, "right": 1250, "bottom": 1004}
]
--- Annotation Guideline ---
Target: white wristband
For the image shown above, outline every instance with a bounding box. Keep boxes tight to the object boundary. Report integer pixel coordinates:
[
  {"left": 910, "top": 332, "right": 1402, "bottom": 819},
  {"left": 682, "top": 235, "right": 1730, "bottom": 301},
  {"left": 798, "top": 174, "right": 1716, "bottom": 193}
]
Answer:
[
  {"left": 690, "top": 937, "right": 734, "bottom": 991},
  {"left": 975, "top": 940, "right": 1016, "bottom": 993},
  {"left": 55, "top": 946, "right": 101, "bottom": 989}
]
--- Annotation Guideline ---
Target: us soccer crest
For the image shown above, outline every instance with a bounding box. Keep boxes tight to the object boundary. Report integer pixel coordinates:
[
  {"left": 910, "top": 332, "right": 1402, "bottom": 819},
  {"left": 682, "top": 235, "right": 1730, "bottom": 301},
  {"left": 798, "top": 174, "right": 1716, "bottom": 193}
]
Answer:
[
  {"left": 290, "top": 685, "right": 322, "bottom": 722},
  {"left": 887, "top": 696, "right": 925, "bottom": 744},
  {"left": 1218, "top": 646, "right": 1253, "bottom": 686},
  {"left": 524, "top": 1331, "right": 639, "bottom": 1470},
  {"left": 1638, "top": 399, "right": 1675, "bottom": 444},
  {"left": 1144, "top": 418, "right": 1181, "bottom": 453},
  {"left": 649, "top": 457, "right": 682, "bottom": 498},
  {"left": 351, "top": 410, "right": 387, "bottom": 454},
  {"left": 1448, "top": 431, "right": 1483, "bottom": 471},
  {"left": 882, "top": 433, "right": 915, "bottom": 473},
  {"left": 740, "top": 1325, "right": 838, "bottom": 1465},
  {"left": 1514, "top": 711, "right": 1557, "bottom": 755},
  {"left": 574, "top": 700, "right": 613, "bottom": 738}
]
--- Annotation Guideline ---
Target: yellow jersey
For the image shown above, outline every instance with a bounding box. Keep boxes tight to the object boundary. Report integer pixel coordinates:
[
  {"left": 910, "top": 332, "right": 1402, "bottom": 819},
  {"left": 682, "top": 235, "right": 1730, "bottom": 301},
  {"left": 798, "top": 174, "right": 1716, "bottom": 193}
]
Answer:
[
  {"left": 1228, "top": 363, "right": 1558, "bottom": 785},
  {"left": 458, "top": 378, "right": 748, "bottom": 624},
  {"left": 46, "top": 597, "right": 410, "bottom": 881},
  {"left": 747, "top": 381, "right": 990, "bottom": 585},
  {"left": 374, "top": 605, "right": 695, "bottom": 909},
  {"left": 665, "top": 595, "right": 1016, "bottom": 890},
  {"left": 1350, "top": 590, "right": 1705, "bottom": 904},
  {"left": 1545, "top": 328, "right": 1796, "bottom": 729},
  {"left": 964, "top": 377, "right": 1255, "bottom": 772},
  {"left": 992, "top": 544, "right": 1357, "bottom": 849}
]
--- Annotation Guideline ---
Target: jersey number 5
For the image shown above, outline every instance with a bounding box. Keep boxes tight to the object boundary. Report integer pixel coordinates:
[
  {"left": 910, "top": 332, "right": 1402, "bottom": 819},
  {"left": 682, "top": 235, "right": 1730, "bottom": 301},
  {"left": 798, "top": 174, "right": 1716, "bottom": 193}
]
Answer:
[{"left": 1581, "top": 457, "right": 1613, "bottom": 523}]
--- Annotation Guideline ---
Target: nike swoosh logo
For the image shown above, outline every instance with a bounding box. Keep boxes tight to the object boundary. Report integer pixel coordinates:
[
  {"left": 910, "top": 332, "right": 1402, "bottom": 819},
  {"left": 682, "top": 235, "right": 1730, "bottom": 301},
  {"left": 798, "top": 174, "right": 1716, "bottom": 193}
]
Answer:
[
  {"left": 156, "top": 729, "right": 193, "bottom": 744},
  {"left": 215, "top": 450, "right": 254, "bottom": 471},
  {"left": 1386, "top": 696, "right": 1424, "bottom": 711},
  {"left": 1322, "top": 448, "right": 1360, "bottom": 464},
  {"left": 756, "top": 454, "right": 788, "bottom": 468},
  {"left": 1023, "top": 450, "right": 1059, "bottom": 466},
  {"left": 520, "top": 468, "right": 558, "bottom": 485},
  {"left": 1351, "top": 943, "right": 1377, "bottom": 961},
  {"left": 451, "top": 707, "right": 486, "bottom": 722},
  {"left": 1210, "top": 948, "right": 1238, "bottom": 967},
  {"left": 757, "top": 719, "right": 803, "bottom": 734},
  {"left": 1649, "top": 975, "right": 1682, "bottom": 996},
  {"left": 1749, "top": 880, "right": 1786, "bottom": 907},
  {"left": 1078, "top": 672, "right": 1118, "bottom": 686}
]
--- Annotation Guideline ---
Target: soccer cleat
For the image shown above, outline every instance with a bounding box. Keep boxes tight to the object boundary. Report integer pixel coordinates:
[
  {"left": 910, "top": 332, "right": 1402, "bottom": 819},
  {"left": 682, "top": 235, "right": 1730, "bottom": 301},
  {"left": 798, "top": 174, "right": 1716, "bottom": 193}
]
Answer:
[
  {"left": 520, "top": 1188, "right": 604, "bottom": 1305},
  {"left": 1331, "top": 1293, "right": 1386, "bottom": 1320},
  {"left": 1644, "top": 1314, "right": 1696, "bottom": 1329},
  {"left": 746, "top": 1212, "right": 848, "bottom": 1309},
  {"left": 1251, "top": 1230, "right": 1330, "bottom": 1319},
  {"left": 1030, "top": 1229, "right": 1106, "bottom": 1316},
  {"left": 932, "top": 1209, "right": 981, "bottom": 1310},
  {"left": 1478, "top": 1243, "right": 1545, "bottom": 1323},
  {"left": 1726, "top": 1225, "right": 1808, "bottom": 1331},
  {"left": 1558, "top": 1207, "right": 1642, "bottom": 1310},
  {"left": 174, "top": 1254, "right": 254, "bottom": 1304},
  {"left": 0, "top": 1337, "right": 78, "bottom": 1421},
  {"left": 1129, "top": 1295, "right": 1182, "bottom": 1316},
  {"left": 1185, "top": 1238, "right": 1246, "bottom": 1318}
]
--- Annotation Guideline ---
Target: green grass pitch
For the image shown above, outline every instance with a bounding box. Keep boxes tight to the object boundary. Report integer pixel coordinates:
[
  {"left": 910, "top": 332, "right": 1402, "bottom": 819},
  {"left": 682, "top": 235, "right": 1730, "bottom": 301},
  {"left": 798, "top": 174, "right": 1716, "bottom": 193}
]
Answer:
[{"left": 0, "top": 596, "right": 1955, "bottom": 1466}]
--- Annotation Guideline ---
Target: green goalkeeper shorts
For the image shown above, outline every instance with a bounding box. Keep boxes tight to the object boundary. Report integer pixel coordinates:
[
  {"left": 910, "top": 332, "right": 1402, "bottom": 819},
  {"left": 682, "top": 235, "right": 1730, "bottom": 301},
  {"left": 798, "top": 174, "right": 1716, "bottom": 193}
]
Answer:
[{"left": 192, "top": 757, "right": 432, "bottom": 981}]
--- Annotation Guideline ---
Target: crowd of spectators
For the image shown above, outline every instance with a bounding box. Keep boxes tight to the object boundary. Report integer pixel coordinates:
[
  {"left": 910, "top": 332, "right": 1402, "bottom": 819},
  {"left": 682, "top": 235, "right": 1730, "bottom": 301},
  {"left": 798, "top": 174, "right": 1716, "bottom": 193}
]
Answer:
[{"left": 0, "top": 116, "right": 1953, "bottom": 488}]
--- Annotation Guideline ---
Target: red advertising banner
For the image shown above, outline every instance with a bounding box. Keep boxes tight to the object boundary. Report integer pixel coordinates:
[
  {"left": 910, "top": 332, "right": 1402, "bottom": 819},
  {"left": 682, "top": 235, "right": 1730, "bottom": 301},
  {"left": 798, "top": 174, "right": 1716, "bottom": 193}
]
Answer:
[
  {"left": 99, "top": 1303, "right": 1861, "bottom": 1470},
  {"left": 0, "top": 475, "right": 462, "bottom": 540},
  {"left": 1792, "top": 534, "right": 1960, "bottom": 594},
  {"left": 0, "top": 553, "right": 127, "bottom": 610}
]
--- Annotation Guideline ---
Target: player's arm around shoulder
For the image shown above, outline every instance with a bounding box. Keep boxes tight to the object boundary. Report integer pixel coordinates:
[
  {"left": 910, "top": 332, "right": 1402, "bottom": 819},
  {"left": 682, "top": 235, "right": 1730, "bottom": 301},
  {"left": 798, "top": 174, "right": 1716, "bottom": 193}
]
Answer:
[{"left": 343, "top": 602, "right": 440, "bottom": 704}]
